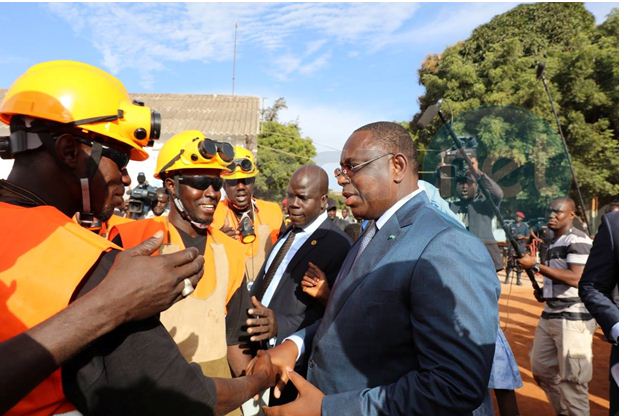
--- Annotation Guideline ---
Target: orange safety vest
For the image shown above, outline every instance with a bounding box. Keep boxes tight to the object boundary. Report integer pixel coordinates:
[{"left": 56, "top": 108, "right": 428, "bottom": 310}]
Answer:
[
  {"left": 212, "top": 198, "right": 283, "bottom": 281},
  {"left": 0, "top": 203, "right": 117, "bottom": 416},
  {"left": 109, "top": 217, "right": 245, "bottom": 305}
]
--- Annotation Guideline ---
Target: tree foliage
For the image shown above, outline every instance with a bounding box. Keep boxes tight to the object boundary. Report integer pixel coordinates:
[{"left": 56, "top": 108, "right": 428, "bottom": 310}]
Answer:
[
  {"left": 412, "top": 3, "right": 618, "bottom": 215},
  {"left": 255, "top": 117, "right": 317, "bottom": 201}
]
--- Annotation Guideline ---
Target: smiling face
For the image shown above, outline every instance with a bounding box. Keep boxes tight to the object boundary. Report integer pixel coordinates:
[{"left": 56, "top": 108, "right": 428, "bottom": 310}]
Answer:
[{"left": 165, "top": 168, "right": 223, "bottom": 226}]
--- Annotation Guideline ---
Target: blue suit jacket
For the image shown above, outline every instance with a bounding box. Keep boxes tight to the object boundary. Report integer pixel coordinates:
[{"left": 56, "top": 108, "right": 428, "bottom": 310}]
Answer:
[
  {"left": 579, "top": 212, "right": 619, "bottom": 343},
  {"left": 300, "top": 192, "right": 500, "bottom": 415}
]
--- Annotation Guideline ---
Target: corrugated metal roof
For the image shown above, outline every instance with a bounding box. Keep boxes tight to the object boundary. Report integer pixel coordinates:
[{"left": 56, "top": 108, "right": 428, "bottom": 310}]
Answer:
[{"left": 0, "top": 90, "right": 260, "bottom": 149}]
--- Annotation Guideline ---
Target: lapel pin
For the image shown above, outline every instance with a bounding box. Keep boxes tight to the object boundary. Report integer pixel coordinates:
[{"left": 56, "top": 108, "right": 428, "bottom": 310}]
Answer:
[
  {"left": 311, "top": 240, "right": 318, "bottom": 246},
  {"left": 388, "top": 235, "right": 396, "bottom": 240}
]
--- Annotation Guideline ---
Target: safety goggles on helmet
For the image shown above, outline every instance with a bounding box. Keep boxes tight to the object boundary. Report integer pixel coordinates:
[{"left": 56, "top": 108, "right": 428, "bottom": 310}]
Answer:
[
  {"left": 157, "top": 136, "right": 234, "bottom": 178},
  {"left": 177, "top": 174, "right": 223, "bottom": 192},
  {"left": 228, "top": 158, "right": 254, "bottom": 173}
]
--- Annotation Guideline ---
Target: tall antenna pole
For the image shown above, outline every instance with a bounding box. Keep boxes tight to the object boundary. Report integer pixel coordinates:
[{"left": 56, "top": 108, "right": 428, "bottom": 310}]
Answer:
[{"left": 232, "top": 22, "right": 238, "bottom": 96}]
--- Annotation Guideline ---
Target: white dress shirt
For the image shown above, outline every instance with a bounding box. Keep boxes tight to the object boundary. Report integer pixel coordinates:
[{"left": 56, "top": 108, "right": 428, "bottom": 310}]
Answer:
[{"left": 260, "top": 212, "right": 328, "bottom": 306}]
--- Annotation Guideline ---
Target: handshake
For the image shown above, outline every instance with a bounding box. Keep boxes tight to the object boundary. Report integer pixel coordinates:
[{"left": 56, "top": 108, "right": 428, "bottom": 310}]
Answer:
[{"left": 245, "top": 340, "right": 324, "bottom": 416}]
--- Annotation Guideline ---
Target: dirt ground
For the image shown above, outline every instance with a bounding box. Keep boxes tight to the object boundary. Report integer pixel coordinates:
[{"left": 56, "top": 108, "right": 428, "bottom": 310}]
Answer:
[{"left": 495, "top": 273, "right": 611, "bottom": 415}]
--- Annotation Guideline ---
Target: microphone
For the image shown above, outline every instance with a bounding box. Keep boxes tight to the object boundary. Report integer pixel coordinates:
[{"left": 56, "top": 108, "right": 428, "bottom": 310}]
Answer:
[
  {"left": 535, "top": 62, "right": 546, "bottom": 80},
  {"left": 415, "top": 99, "right": 443, "bottom": 129}
]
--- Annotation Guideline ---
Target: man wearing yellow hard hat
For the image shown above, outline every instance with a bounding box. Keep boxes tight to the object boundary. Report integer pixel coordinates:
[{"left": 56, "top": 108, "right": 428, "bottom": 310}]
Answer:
[
  {"left": 0, "top": 61, "right": 275, "bottom": 415},
  {"left": 110, "top": 131, "right": 257, "bottom": 416},
  {"left": 213, "top": 146, "right": 284, "bottom": 285}
]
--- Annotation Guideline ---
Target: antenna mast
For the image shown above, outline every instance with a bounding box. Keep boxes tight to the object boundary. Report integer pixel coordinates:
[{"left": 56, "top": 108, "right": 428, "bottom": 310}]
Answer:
[{"left": 232, "top": 22, "right": 238, "bottom": 96}]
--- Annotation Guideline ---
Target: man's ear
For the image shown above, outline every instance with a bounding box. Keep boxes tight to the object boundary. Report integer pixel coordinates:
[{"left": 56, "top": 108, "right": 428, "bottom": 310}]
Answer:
[
  {"left": 54, "top": 134, "right": 81, "bottom": 169},
  {"left": 320, "top": 193, "right": 328, "bottom": 211},
  {"left": 164, "top": 177, "right": 176, "bottom": 195},
  {"left": 391, "top": 153, "right": 408, "bottom": 183}
]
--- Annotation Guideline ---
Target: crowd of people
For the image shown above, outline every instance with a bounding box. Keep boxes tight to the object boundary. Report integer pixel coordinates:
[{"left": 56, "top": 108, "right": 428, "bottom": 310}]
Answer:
[{"left": 0, "top": 60, "right": 618, "bottom": 416}]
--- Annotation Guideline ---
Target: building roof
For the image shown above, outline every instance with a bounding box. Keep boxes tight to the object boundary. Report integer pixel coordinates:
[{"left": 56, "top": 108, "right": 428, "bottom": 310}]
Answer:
[{"left": 0, "top": 90, "right": 260, "bottom": 149}]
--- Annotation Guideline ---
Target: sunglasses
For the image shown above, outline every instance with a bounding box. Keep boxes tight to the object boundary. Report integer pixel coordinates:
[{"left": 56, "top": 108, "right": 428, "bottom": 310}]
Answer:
[
  {"left": 225, "top": 177, "right": 255, "bottom": 187},
  {"left": 178, "top": 174, "right": 223, "bottom": 191},
  {"left": 334, "top": 153, "right": 394, "bottom": 181},
  {"left": 76, "top": 137, "right": 130, "bottom": 170},
  {"left": 228, "top": 158, "right": 254, "bottom": 172}
]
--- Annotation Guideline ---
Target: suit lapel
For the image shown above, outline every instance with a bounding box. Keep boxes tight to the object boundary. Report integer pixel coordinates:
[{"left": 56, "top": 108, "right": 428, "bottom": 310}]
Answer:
[
  {"left": 321, "top": 193, "right": 426, "bottom": 329},
  {"left": 269, "top": 219, "right": 331, "bottom": 303}
]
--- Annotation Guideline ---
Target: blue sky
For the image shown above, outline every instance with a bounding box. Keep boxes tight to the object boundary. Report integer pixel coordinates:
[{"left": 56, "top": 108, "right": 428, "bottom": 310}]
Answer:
[{"left": 0, "top": 2, "right": 617, "bottom": 189}]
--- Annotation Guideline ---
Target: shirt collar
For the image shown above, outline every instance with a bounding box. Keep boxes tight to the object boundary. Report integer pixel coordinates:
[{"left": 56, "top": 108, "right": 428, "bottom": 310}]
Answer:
[
  {"left": 376, "top": 188, "right": 423, "bottom": 230},
  {"left": 290, "top": 211, "right": 327, "bottom": 236}
]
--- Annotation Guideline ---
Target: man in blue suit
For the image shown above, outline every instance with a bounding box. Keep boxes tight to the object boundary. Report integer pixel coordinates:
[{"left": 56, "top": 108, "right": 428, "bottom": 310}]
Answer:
[
  {"left": 579, "top": 211, "right": 619, "bottom": 416},
  {"left": 254, "top": 121, "right": 500, "bottom": 416}
]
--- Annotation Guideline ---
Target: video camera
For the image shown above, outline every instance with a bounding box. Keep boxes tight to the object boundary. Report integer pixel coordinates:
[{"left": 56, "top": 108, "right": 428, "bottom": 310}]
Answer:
[
  {"left": 435, "top": 136, "right": 478, "bottom": 198},
  {"left": 128, "top": 183, "right": 158, "bottom": 219}
]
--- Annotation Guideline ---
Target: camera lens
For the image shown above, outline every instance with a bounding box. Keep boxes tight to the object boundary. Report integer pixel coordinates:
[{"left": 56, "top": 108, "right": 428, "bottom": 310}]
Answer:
[{"left": 150, "top": 110, "right": 161, "bottom": 140}]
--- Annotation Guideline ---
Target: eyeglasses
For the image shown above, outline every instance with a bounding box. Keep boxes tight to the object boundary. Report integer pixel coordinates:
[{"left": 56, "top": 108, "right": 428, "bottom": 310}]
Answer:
[
  {"left": 334, "top": 153, "right": 394, "bottom": 180},
  {"left": 228, "top": 158, "right": 254, "bottom": 172},
  {"left": 177, "top": 175, "right": 223, "bottom": 192},
  {"left": 225, "top": 177, "right": 255, "bottom": 187},
  {"left": 76, "top": 137, "right": 130, "bottom": 170}
]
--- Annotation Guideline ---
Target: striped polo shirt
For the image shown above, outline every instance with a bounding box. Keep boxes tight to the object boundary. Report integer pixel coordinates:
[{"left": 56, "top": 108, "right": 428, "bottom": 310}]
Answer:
[{"left": 542, "top": 227, "right": 593, "bottom": 320}]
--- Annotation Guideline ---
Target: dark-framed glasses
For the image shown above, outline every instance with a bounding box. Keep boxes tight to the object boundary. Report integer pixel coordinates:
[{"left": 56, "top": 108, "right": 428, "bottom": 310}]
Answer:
[
  {"left": 177, "top": 175, "right": 223, "bottom": 192},
  {"left": 225, "top": 177, "right": 255, "bottom": 187},
  {"left": 334, "top": 153, "right": 394, "bottom": 180},
  {"left": 76, "top": 137, "right": 130, "bottom": 170}
]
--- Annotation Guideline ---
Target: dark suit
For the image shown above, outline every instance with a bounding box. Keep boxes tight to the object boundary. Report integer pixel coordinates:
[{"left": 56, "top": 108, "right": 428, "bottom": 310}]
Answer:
[
  {"left": 299, "top": 191, "right": 500, "bottom": 415},
  {"left": 251, "top": 217, "right": 352, "bottom": 343},
  {"left": 579, "top": 211, "right": 619, "bottom": 415}
]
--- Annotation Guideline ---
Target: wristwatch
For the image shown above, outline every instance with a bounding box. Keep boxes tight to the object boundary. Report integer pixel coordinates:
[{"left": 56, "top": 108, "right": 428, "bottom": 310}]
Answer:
[{"left": 531, "top": 261, "right": 541, "bottom": 273}]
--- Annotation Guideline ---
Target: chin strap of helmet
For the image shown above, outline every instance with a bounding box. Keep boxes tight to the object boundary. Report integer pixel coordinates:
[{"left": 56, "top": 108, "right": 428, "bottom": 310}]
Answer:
[{"left": 171, "top": 176, "right": 209, "bottom": 230}]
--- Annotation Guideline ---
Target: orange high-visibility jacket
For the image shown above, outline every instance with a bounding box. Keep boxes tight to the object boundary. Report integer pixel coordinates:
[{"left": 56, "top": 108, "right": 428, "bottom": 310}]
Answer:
[
  {"left": 0, "top": 203, "right": 116, "bottom": 416},
  {"left": 108, "top": 217, "right": 245, "bottom": 305},
  {"left": 212, "top": 199, "right": 284, "bottom": 281}
]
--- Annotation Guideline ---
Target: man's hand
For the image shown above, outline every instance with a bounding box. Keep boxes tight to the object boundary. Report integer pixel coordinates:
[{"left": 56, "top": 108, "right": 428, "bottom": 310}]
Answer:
[
  {"left": 263, "top": 369, "right": 324, "bottom": 416},
  {"left": 100, "top": 231, "right": 204, "bottom": 322},
  {"left": 220, "top": 216, "right": 241, "bottom": 240},
  {"left": 248, "top": 350, "right": 278, "bottom": 390},
  {"left": 246, "top": 340, "right": 298, "bottom": 399},
  {"left": 246, "top": 296, "right": 277, "bottom": 341},
  {"left": 301, "top": 262, "right": 330, "bottom": 305},
  {"left": 517, "top": 254, "right": 537, "bottom": 270}
]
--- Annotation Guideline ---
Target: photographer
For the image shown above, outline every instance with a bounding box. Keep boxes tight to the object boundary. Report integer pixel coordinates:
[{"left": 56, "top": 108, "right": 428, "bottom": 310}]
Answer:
[
  {"left": 449, "top": 156, "right": 505, "bottom": 271},
  {"left": 127, "top": 172, "right": 157, "bottom": 219},
  {"left": 505, "top": 211, "right": 530, "bottom": 286}
]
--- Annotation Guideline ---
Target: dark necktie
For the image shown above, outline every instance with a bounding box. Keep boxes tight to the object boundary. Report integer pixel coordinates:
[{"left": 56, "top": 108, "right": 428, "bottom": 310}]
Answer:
[{"left": 256, "top": 228, "right": 300, "bottom": 301}]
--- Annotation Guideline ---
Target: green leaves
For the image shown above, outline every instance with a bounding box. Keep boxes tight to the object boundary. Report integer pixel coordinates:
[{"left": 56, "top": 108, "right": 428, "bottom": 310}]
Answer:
[
  {"left": 255, "top": 120, "right": 317, "bottom": 201},
  {"left": 416, "top": 3, "right": 619, "bottom": 216}
]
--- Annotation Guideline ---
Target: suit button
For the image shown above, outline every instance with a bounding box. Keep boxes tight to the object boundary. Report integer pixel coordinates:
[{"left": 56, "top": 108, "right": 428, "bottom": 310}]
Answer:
[{"left": 308, "top": 359, "right": 315, "bottom": 368}]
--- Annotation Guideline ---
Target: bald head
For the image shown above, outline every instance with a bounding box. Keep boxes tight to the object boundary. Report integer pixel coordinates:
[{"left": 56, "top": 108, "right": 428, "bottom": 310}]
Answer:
[
  {"left": 287, "top": 165, "right": 328, "bottom": 227},
  {"left": 353, "top": 122, "right": 418, "bottom": 173}
]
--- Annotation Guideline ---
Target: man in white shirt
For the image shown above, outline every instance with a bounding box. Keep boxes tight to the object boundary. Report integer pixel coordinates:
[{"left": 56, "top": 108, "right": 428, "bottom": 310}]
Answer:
[{"left": 246, "top": 165, "right": 352, "bottom": 403}]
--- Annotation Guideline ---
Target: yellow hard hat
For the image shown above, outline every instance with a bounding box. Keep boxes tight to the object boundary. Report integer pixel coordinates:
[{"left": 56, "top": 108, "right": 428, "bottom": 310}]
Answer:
[
  {"left": 154, "top": 130, "right": 235, "bottom": 179},
  {"left": 0, "top": 60, "right": 160, "bottom": 161},
  {"left": 221, "top": 146, "right": 258, "bottom": 180}
]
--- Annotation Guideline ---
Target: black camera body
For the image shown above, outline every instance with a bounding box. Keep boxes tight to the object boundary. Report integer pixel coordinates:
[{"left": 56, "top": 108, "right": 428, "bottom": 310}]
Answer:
[
  {"left": 128, "top": 184, "right": 158, "bottom": 219},
  {"left": 436, "top": 136, "right": 478, "bottom": 198}
]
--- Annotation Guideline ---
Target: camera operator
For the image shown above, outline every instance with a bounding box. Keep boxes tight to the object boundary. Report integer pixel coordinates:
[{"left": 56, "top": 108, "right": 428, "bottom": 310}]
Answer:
[
  {"left": 449, "top": 156, "right": 505, "bottom": 271},
  {"left": 505, "top": 211, "right": 530, "bottom": 286},
  {"left": 127, "top": 172, "right": 157, "bottom": 219}
]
